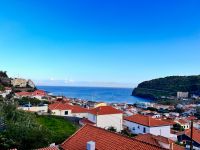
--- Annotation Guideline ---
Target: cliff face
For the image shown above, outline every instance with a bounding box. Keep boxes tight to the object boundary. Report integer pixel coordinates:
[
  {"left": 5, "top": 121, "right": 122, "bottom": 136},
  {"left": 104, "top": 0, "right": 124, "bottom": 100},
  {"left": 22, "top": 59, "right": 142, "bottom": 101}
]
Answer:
[
  {"left": 0, "top": 71, "right": 36, "bottom": 92},
  {"left": 132, "top": 75, "right": 200, "bottom": 100}
]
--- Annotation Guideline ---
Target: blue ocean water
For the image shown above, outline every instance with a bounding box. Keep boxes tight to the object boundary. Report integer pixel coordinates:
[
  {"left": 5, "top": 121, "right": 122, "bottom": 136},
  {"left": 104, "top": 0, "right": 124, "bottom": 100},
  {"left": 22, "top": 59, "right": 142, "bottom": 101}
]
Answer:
[{"left": 37, "top": 86, "right": 150, "bottom": 104}]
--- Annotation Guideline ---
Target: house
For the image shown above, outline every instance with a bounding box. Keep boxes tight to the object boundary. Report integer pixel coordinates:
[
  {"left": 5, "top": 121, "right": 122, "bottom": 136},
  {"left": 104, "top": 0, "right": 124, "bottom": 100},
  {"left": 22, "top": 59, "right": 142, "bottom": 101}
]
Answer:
[
  {"left": 0, "top": 87, "right": 12, "bottom": 98},
  {"left": 135, "top": 133, "right": 184, "bottom": 150},
  {"left": 175, "top": 119, "right": 190, "bottom": 130},
  {"left": 123, "top": 114, "right": 173, "bottom": 138},
  {"left": 86, "top": 106, "right": 123, "bottom": 132},
  {"left": 32, "top": 90, "right": 47, "bottom": 100},
  {"left": 177, "top": 128, "right": 200, "bottom": 149},
  {"left": 48, "top": 102, "right": 88, "bottom": 118},
  {"left": 177, "top": 92, "right": 189, "bottom": 99},
  {"left": 94, "top": 102, "right": 107, "bottom": 108},
  {"left": 61, "top": 124, "right": 165, "bottom": 150},
  {"left": 15, "top": 91, "right": 33, "bottom": 98},
  {"left": 18, "top": 105, "right": 48, "bottom": 113}
]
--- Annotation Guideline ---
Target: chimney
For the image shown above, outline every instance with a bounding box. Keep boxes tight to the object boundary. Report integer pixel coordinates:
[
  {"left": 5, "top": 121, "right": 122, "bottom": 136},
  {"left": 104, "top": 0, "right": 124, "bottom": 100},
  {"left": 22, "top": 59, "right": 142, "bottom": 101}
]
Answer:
[
  {"left": 170, "top": 143, "right": 174, "bottom": 150},
  {"left": 87, "top": 141, "right": 95, "bottom": 150}
]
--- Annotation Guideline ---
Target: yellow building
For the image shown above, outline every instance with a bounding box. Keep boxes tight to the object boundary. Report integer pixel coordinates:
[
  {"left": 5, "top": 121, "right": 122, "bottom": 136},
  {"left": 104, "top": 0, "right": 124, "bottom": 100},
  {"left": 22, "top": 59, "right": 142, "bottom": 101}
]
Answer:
[{"left": 94, "top": 102, "right": 107, "bottom": 108}]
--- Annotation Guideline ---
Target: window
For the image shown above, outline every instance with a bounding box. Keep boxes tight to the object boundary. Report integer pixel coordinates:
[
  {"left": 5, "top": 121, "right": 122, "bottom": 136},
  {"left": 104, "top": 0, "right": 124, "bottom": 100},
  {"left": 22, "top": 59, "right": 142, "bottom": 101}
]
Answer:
[
  {"left": 143, "top": 127, "right": 146, "bottom": 133},
  {"left": 138, "top": 126, "right": 140, "bottom": 129},
  {"left": 132, "top": 127, "right": 135, "bottom": 130},
  {"left": 65, "top": 111, "right": 68, "bottom": 115},
  {"left": 93, "top": 115, "right": 96, "bottom": 121}
]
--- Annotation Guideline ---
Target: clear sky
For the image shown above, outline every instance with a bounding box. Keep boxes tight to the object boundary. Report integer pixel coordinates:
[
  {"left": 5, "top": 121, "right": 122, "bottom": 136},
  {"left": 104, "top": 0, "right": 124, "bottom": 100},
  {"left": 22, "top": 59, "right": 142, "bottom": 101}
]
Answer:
[{"left": 0, "top": 0, "right": 200, "bottom": 87}]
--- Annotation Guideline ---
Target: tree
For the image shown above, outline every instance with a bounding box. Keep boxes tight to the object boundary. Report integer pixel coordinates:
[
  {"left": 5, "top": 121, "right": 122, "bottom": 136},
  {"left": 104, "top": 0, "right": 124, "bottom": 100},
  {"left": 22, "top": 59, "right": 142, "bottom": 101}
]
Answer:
[
  {"left": 107, "top": 126, "right": 117, "bottom": 132},
  {"left": 0, "top": 102, "right": 52, "bottom": 150},
  {"left": 173, "top": 124, "right": 184, "bottom": 131}
]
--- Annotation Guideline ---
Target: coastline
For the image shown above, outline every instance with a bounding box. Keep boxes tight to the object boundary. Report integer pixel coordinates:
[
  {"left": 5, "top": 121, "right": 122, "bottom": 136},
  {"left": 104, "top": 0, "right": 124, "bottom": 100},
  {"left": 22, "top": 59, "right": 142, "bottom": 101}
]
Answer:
[{"left": 37, "top": 86, "right": 151, "bottom": 104}]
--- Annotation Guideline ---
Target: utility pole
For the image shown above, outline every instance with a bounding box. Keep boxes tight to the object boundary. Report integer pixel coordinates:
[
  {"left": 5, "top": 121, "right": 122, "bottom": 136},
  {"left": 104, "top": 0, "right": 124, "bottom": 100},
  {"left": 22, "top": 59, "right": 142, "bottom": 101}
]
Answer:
[{"left": 190, "top": 120, "right": 194, "bottom": 150}]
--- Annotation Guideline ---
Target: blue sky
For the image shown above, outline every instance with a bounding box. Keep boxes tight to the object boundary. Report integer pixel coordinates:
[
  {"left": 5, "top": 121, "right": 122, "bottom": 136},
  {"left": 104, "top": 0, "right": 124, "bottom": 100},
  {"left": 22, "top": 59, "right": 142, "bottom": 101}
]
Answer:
[{"left": 0, "top": 0, "right": 200, "bottom": 87}]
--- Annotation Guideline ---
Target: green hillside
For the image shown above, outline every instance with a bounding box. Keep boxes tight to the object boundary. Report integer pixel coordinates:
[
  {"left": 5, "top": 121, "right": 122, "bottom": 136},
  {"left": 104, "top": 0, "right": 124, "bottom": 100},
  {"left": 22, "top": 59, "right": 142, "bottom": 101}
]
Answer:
[{"left": 132, "top": 75, "right": 200, "bottom": 100}]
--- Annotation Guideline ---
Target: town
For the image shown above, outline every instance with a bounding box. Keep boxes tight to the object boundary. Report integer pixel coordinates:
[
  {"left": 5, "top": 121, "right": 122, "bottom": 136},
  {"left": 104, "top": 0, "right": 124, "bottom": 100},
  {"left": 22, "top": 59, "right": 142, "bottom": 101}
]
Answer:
[{"left": 1, "top": 75, "right": 200, "bottom": 150}]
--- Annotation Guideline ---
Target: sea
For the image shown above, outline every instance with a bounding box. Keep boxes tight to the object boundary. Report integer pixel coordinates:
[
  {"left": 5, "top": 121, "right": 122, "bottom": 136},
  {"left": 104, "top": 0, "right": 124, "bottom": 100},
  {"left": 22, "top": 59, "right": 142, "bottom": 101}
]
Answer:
[{"left": 37, "top": 86, "right": 151, "bottom": 104}]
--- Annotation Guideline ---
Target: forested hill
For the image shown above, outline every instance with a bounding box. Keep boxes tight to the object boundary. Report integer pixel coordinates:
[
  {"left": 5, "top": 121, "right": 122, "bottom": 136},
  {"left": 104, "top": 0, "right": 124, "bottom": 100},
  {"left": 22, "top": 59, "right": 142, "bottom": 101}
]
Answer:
[{"left": 132, "top": 75, "right": 200, "bottom": 100}]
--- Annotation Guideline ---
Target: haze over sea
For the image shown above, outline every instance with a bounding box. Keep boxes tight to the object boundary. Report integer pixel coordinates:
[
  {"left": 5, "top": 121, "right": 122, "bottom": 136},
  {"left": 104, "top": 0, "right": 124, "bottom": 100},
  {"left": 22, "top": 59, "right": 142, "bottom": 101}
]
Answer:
[{"left": 38, "top": 86, "right": 150, "bottom": 104}]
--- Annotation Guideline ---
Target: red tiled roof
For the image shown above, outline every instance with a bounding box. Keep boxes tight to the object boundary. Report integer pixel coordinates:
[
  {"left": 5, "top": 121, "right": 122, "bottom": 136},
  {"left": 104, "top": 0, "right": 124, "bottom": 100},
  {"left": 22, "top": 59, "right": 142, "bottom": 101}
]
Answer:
[
  {"left": 79, "top": 118, "right": 96, "bottom": 125},
  {"left": 135, "top": 134, "right": 184, "bottom": 150},
  {"left": 89, "top": 106, "right": 123, "bottom": 115},
  {"left": 177, "top": 119, "right": 188, "bottom": 124},
  {"left": 124, "top": 114, "right": 172, "bottom": 127},
  {"left": 61, "top": 124, "right": 166, "bottom": 150},
  {"left": 178, "top": 128, "right": 200, "bottom": 143},
  {"left": 15, "top": 91, "right": 33, "bottom": 96},
  {"left": 49, "top": 102, "right": 72, "bottom": 111},
  {"left": 37, "top": 146, "right": 59, "bottom": 150},
  {"left": 185, "top": 116, "right": 198, "bottom": 121},
  {"left": 71, "top": 105, "right": 88, "bottom": 113},
  {"left": 33, "top": 90, "right": 47, "bottom": 96},
  {"left": 48, "top": 102, "right": 88, "bottom": 113}
]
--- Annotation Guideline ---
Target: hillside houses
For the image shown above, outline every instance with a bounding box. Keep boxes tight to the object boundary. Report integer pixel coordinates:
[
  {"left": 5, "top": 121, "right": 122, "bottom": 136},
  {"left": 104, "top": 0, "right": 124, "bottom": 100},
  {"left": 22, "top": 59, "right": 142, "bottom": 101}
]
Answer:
[
  {"left": 15, "top": 90, "right": 47, "bottom": 100},
  {"left": 124, "top": 114, "right": 174, "bottom": 138},
  {"left": 48, "top": 102, "right": 88, "bottom": 118},
  {"left": 86, "top": 106, "right": 123, "bottom": 132},
  {"left": 61, "top": 124, "right": 165, "bottom": 150}
]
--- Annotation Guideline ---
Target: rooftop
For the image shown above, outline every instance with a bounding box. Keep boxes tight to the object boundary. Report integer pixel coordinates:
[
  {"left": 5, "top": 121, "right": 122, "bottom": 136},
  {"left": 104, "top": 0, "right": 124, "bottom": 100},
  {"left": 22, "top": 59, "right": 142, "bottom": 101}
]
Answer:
[
  {"left": 178, "top": 128, "right": 200, "bottom": 144},
  {"left": 89, "top": 106, "right": 123, "bottom": 115},
  {"left": 124, "top": 114, "right": 173, "bottom": 127},
  {"left": 48, "top": 102, "right": 88, "bottom": 113},
  {"left": 135, "top": 134, "right": 184, "bottom": 150},
  {"left": 61, "top": 124, "right": 166, "bottom": 150}
]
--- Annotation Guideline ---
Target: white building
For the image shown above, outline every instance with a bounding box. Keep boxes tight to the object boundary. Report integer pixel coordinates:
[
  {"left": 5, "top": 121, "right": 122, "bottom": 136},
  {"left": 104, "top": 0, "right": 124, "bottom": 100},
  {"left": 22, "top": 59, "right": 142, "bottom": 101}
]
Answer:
[
  {"left": 18, "top": 105, "right": 48, "bottom": 113},
  {"left": 177, "top": 92, "right": 189, "bottom": 99},
  {"left": 48, "top": 102, "right": 88, "bottom": 118},
  {"left": 123, "top": 114, "right": 172, "bottom": 138},
  {"left": 87, "top": 106, "right": 123, "bottom": 132}
]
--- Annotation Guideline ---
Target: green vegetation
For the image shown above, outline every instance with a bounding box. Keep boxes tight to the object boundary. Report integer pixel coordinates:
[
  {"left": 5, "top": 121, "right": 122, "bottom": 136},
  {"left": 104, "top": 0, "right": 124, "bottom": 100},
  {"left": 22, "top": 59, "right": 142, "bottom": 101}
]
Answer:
[
  {"left": 173, "top": 124, "right": 184, "bottom": 132},
  {"left": 157, "top": 99, "right": 180, "bottom": 105},
  {"left": 15, "top": 97, "right": 49, "bottom": 106},
  {"left": 0, "top": 71, "right": 8, "bottom": 78},
  {"left": 36, "top": 115, "right": 77, "bottom": 144},
  {"left": 132, "top": 75, "right": 200, "bottom": 100},
  {"left": 0, "top": 102, "right": 77, "bottom": 150},
  {"left": 0, "top": 85, "right": 4, "bottom": 91},
  {"left": 0, "top": 103, "right": 51, "bottom": 150}
]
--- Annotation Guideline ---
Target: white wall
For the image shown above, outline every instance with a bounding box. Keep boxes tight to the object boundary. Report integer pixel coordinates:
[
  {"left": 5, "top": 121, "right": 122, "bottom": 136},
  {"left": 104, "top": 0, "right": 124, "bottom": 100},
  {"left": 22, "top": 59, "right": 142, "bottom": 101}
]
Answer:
[
  {"left": 96, "top": 114, "right": 123, "bottom": 132},
  {"left": 149, "top": 126, "right": 171, "bottom": 138},
  {"left": 88, "top": 113, "right": 97, "bottom": 123},
  {"left": 123, "top": 120, "right": 150, "bottom": 134},
  {"left": 72, "top": 113, "right": 88, "bottom": 118},
  {"left": 19, "top": 106, "right": 48, "bottom": 113},
  {"left": 51, "top": 109, "right": 72, "bottom": 116},
  {"left": 123, "top": 120, "right": 171, "bottom": 138}
]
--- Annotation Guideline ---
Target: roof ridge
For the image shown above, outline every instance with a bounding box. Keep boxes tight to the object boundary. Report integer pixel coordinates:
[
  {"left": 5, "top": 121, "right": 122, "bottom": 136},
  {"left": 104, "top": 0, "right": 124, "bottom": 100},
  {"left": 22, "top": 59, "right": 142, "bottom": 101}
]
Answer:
[{"left": 74, "top": 124, "right": 168, "bottom": 150}]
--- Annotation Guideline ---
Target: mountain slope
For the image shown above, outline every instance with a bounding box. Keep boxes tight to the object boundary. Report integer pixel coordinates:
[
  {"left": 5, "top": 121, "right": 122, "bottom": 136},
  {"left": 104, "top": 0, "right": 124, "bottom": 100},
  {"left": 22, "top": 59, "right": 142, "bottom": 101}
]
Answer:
[{"left": 132, "top": 75, "right": 200, "bottom": 100}]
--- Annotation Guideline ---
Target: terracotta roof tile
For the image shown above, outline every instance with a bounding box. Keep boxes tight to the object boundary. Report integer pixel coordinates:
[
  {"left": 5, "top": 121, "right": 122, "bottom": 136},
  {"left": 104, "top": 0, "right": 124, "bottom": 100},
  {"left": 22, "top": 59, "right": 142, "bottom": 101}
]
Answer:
[
  {"left": 124, "top": 114, "right": 172, "bottom": 127},
  {"left": 61, "top": 124, "right": 166, "bottom": 150},
  {"left": 135, "top": 134, "right": 184, "bottom": 150},
  {"left": 89, "top": 106, "right": 123, "bottom": 115},
  {"left": 37, "top": 146, "right": 59, "bottom": 150},
  {"left": 48, "top": 102, "right": 88, "bottom": 113},
  {"left": 178, "top": 128, "right": 200, "bottom": 143}
]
